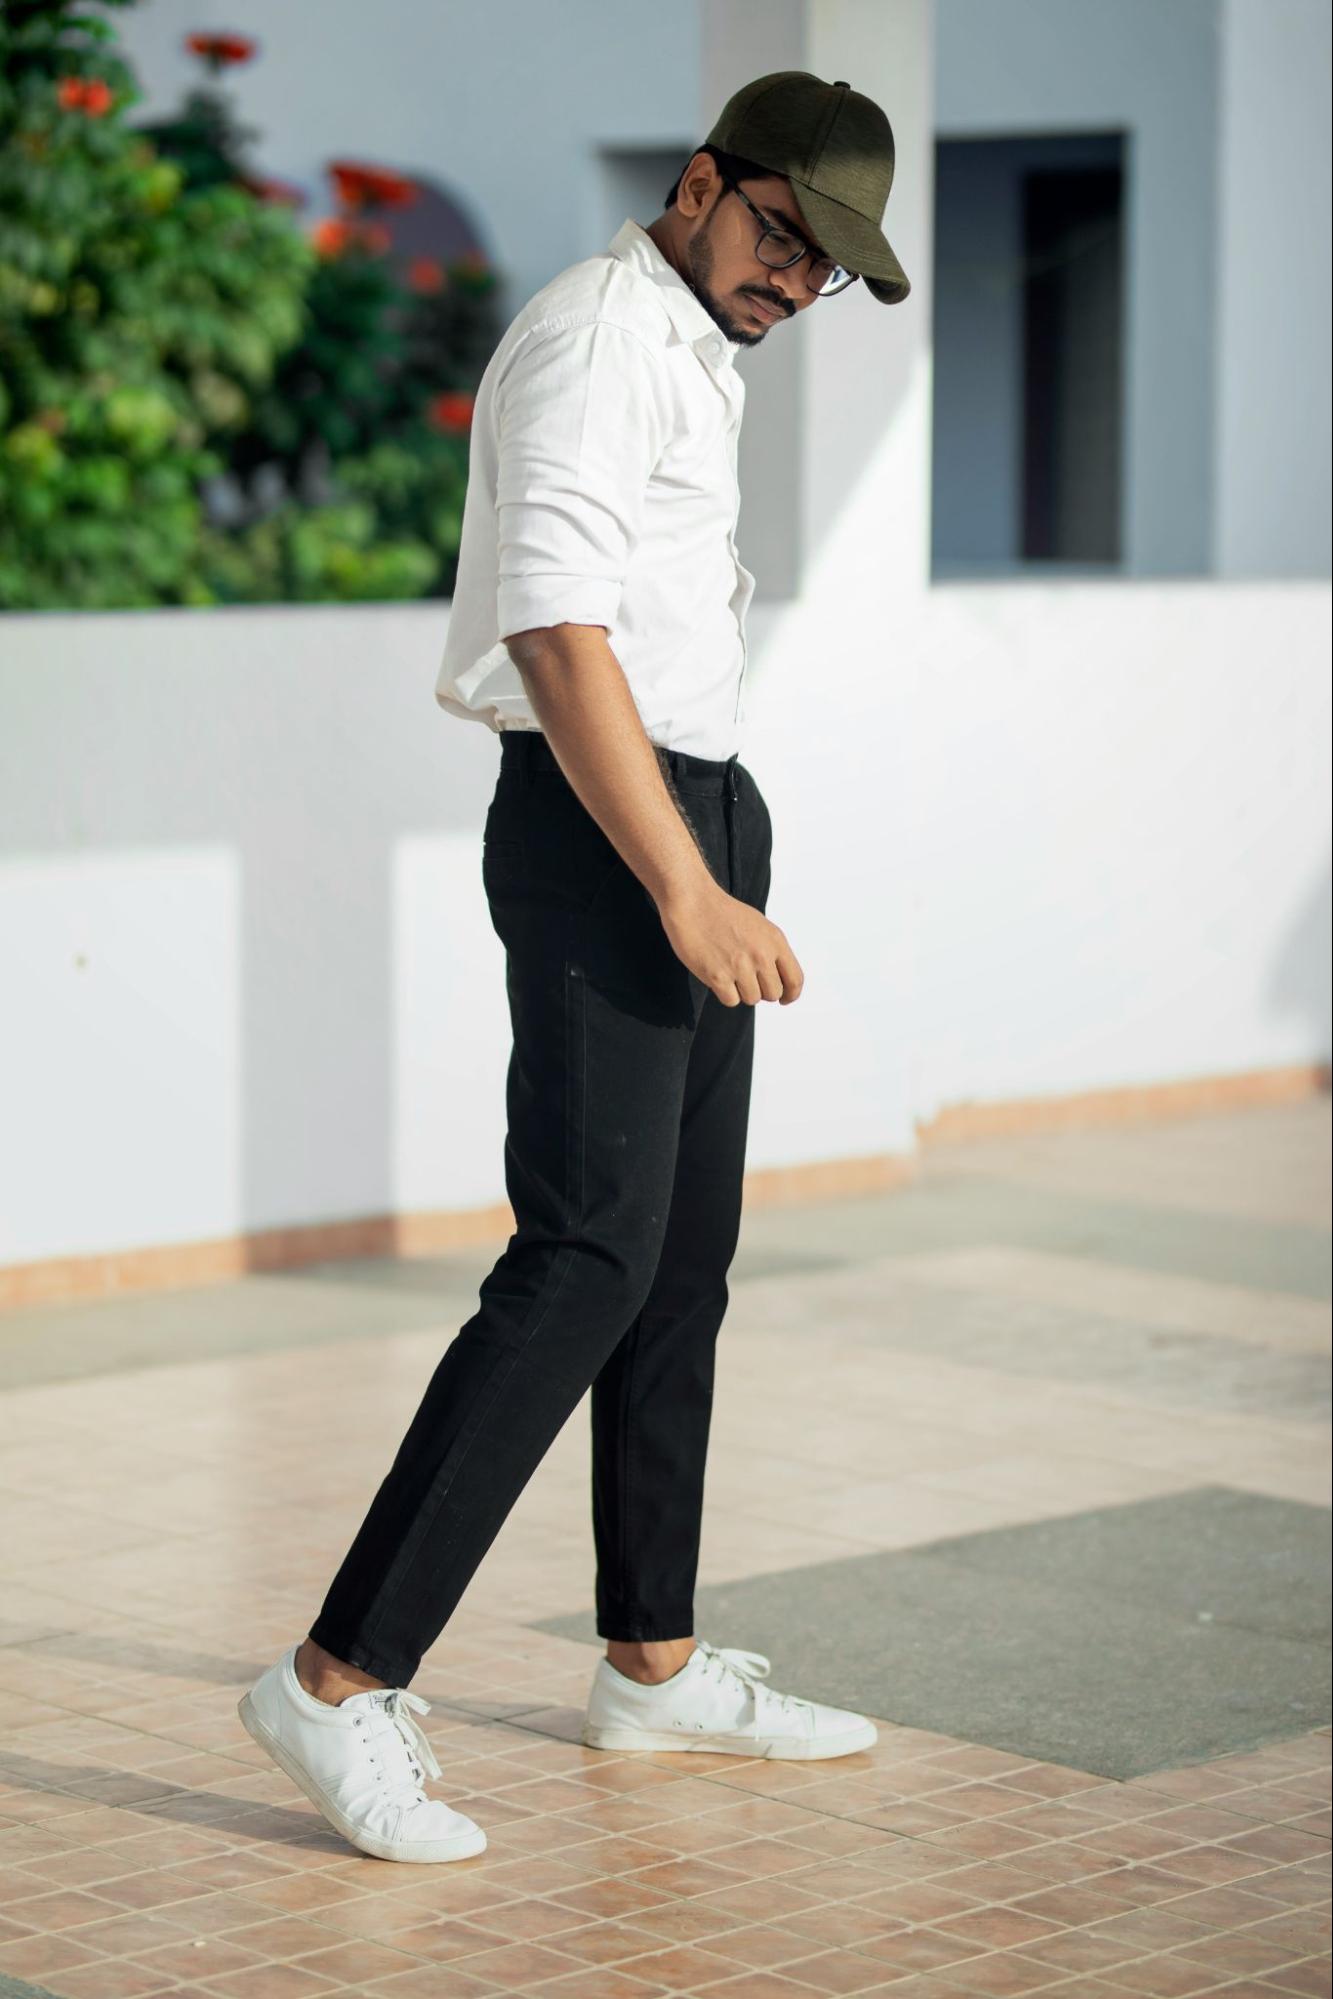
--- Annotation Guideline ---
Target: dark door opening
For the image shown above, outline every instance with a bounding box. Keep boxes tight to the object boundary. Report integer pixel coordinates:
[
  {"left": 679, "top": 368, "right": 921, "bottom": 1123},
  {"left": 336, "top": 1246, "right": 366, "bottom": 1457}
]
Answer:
[
  {"left": 931, "top": 132, "right": 1126, "bottom": 576},
  {"left": 1022, "top": 164, "right": 1125, "bottom": 563}
]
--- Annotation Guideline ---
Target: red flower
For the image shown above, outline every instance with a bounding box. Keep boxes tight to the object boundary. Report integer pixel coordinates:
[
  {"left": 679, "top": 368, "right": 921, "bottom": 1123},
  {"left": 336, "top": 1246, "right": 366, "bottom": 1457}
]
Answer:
[
  {"left": 454, "top": 248, "right": 491, "bottom": 277},
  {"left": 185, "top": 32, "right": 257, "bottom": 63},
  {"left": 57, "top": 75, "right": 113, "bottom": 115},
  {"left": 427, "top": 391, "right": 474, "bottom": 435},
  {"left": 312, "top": 217, "right": 356, "bottom": 258},
  {"left": 328, "top": 161, "right": 418, "bottom": 212},
  {"left": 311, "top": 217, "right": 391, "bottom": 259},
  {"left": 407, "top": 256, "right": 446, "bottom": 295}
]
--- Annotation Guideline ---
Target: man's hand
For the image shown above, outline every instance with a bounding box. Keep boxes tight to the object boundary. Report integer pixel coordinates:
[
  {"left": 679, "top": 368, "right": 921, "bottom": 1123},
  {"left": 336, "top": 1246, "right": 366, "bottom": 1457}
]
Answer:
[
  {"left": 502, "top": 624, "right": 803, "bottom": 1007},
  {"left": 656, "top": 876, "right": 804, "bottom": 1007}
]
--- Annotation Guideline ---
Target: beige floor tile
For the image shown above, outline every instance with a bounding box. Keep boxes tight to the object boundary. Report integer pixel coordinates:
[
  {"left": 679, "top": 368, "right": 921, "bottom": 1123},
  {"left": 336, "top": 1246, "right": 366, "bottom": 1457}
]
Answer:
[
  {"left": 1, "top": 1101, "right": 1327, "bottom": 1999},
  {"left": 877, "top": 1246, "right": 1333, "bottom": 1355}
]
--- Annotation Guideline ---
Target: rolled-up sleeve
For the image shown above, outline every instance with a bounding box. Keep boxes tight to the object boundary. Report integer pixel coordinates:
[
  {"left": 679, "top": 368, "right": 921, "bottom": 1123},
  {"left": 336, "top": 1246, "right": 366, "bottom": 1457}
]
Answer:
[{"left": 495, "top": 316, "right": 669, "bottom": 642}]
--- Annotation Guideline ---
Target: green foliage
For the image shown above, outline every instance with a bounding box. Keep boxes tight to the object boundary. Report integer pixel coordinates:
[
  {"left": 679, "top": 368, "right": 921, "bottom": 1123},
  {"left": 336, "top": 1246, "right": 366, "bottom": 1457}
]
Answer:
[
  {"left": 0, "top": 0, "right": 316, "bottom": 605},
  {"left": 1, "top": 0, "right": 501, "bottom": 610},
  {"left": 338, "top": 431, "right": 469, "bottom": 582},
  {"left": 199, "top": 495, "right": 439, "bottom": 604},
  {"left": 240, "top": 246, "right": 406, "bottom": 467},
  {"left": 215, "top": 246, "right": 492, "bottom": 600},
  {"left": 136, "top": 85, "right": 259, "bottom": 194}
]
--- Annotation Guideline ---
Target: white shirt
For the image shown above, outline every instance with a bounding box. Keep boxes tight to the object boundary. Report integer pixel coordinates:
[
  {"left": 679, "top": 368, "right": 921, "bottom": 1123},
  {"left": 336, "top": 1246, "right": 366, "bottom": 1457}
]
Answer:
[{"left": 434, "top": 217, "right": 756, "bottom": 760}]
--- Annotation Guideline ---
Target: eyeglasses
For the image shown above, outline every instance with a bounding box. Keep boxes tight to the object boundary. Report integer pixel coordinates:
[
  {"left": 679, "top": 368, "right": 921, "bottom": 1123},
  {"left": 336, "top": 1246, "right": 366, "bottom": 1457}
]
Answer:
[{"left": 721, "top": 175, "right": 859, "bottom": 298}]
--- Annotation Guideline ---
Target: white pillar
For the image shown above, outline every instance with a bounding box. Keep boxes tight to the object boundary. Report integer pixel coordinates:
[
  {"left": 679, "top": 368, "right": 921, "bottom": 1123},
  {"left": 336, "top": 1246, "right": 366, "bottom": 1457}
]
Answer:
[
  {"left": 700, "top": 2, "right": 936, "bottom": 1167},
  {"left": 1214, "top": 0, "right": 1332, "bottom": 578}
]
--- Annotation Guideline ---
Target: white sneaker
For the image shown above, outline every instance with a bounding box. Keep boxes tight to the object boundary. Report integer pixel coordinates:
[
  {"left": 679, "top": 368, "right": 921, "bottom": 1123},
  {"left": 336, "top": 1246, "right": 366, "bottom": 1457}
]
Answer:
[
  {"left": 581, "top": 1637, "right": 878, "bottom": 1760},
  {"left": 238, "top": 1643, "right": 487, "bottom": 1863}
]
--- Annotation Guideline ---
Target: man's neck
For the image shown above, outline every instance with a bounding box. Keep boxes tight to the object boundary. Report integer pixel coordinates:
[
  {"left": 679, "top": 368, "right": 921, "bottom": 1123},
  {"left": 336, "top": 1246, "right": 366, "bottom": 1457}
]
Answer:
[{"left": 644, "top": 215, "right": 688, "bottom": 285}]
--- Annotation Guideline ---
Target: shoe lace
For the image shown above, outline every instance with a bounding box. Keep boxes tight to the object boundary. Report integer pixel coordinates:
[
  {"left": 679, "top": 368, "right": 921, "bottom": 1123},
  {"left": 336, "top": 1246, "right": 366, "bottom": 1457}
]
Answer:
[
  {"left": 696, "top": 1640, "right": 803, "bottom": 1719},
  {"left": 351, "top": 1688, "right": 442, "bottom": 1807}
]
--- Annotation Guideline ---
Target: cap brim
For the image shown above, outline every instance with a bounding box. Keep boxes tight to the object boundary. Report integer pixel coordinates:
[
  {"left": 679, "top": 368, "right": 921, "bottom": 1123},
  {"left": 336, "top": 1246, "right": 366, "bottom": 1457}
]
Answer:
[{"left": 788, "top": 180, "right": 910, "bottom": 304}]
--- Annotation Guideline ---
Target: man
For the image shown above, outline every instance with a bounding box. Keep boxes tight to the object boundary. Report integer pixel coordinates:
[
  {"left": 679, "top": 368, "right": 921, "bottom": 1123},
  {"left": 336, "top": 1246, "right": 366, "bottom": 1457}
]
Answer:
[{"left": 240, "top": 70, "right": 910, "bottom": 1865}]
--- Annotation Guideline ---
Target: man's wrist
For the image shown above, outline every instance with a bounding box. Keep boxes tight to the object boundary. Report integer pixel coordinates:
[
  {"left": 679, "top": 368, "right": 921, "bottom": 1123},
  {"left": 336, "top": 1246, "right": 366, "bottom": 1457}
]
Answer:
[
  {"left": 648, "top": 861, "right": 724, "bottom": 916},
  {"left": 649, "top": 750, "right": 727, "bottom": 904}
]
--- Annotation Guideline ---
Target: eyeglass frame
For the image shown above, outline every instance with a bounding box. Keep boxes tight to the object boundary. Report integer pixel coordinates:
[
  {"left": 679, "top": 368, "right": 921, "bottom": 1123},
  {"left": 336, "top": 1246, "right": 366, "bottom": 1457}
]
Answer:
[{"left": 718, "top": 173, "right": 860, "bottom": 298}]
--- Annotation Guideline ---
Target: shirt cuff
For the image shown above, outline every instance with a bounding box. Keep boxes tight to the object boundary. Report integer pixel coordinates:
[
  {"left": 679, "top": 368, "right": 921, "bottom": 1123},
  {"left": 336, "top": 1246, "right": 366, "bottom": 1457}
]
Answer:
[{"left": 497, "top": 572, "right": 622, "bottom": 641}]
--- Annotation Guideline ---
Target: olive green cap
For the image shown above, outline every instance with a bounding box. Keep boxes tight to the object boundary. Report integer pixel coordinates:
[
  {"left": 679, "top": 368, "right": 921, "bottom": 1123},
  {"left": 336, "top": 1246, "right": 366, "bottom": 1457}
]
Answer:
[{"left": 705, "top": 69, "right": 910, "bottom": 304}]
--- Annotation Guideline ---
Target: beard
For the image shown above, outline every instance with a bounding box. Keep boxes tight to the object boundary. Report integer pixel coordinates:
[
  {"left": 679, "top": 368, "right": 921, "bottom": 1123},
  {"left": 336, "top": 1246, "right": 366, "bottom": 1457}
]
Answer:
[{"left": 683, "top": 207, "right": 777, "bottom": 348}]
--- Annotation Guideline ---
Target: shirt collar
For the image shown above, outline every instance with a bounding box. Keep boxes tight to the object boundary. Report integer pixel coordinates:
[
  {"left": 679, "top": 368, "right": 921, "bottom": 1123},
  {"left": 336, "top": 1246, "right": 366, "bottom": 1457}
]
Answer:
[{"left": 607, "top": 216, "right": 740, "bottom": 367}]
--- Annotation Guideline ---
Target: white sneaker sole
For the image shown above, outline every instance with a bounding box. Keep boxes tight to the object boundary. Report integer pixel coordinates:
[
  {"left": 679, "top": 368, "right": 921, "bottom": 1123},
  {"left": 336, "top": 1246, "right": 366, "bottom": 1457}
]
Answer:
[
  {"left": 237, "top": 1691, "right": 487, "bottom": 1863},
  {"left": 580, "top": 1717, "right": 878, "bottom": 1759}
]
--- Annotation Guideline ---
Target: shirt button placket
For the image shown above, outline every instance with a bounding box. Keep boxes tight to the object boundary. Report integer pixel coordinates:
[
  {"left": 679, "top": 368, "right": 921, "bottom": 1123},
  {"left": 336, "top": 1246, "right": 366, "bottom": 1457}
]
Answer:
[{"left": 726, "top": 405, "right": 748, "bottom": 725}]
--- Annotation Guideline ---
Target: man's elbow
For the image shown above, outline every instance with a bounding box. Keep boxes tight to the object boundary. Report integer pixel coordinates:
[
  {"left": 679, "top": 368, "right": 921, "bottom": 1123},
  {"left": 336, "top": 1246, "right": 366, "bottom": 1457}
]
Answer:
[
  {"left": 503, "top": 625, "right": 561, "bottom": 674},
  {"left": 504, "top": 623, "right": 608, "bottom": 678}
]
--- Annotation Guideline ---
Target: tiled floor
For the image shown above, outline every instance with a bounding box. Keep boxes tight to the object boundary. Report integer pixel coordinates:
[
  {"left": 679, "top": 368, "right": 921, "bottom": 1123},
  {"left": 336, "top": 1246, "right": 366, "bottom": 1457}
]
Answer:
[{"left": 1, "top": 1098, "right": 1329, "bottom": 1998}]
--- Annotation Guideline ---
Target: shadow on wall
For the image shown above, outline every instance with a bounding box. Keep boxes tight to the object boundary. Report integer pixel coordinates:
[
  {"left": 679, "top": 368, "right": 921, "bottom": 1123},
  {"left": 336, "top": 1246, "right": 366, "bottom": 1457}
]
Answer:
[{"left": 1269, "top": 853, "right": 1333, "bottom": 1061}]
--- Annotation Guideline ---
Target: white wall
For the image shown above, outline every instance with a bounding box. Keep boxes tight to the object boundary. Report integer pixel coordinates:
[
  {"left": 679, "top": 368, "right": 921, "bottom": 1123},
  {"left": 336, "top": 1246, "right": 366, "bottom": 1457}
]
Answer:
[
  {"left": 936, "top": 0, "right": 1332, "bottom": 583},
  {"left": 0, "top": 607, "right": 506, "bottom": 1263},
  {"left": 935, "top": 0, "right": 1221, "bottom": 578},
  {"left": 1213, "top": 0, "right": 1333, "bottom": 578},
  {"left": 3, "top": 578, "right": 1327, "bottom": 1268},
  {"left": 906, "top": 583, "right": 1331, "bottom": 1121}
]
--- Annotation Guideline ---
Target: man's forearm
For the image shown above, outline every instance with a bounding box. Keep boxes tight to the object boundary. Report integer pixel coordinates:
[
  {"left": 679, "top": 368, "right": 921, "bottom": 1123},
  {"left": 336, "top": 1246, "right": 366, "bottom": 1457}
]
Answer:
[{"left": 503, "top": 622, "right": 720, "bottom": 909}]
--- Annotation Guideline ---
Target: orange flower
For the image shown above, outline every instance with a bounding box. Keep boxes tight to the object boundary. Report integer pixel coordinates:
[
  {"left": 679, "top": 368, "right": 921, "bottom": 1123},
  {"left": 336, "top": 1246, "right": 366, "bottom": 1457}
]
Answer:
[
  {"left": 407, "top": 256, "right": 446, "bottom": 294},
  {"left": 427, "top": 391, "right": 474, "bottom": 434},
  {"left": 312, "top": 217, "right": 356, "bottom": 258},
  {"left": 57, "top": 75, "right": 113, "bottom": 115},
  {"left": 185, "top": 32, "right": 257, "bottom": 63},
  {"left": 328, "top": 161, "right": 418, "bottom": 212},
  {"left": 454, "top": 248, "right": 491, "bottom": 276},
  {"left": 312, "top": 217, "right": 392, "bottom": 259}
]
